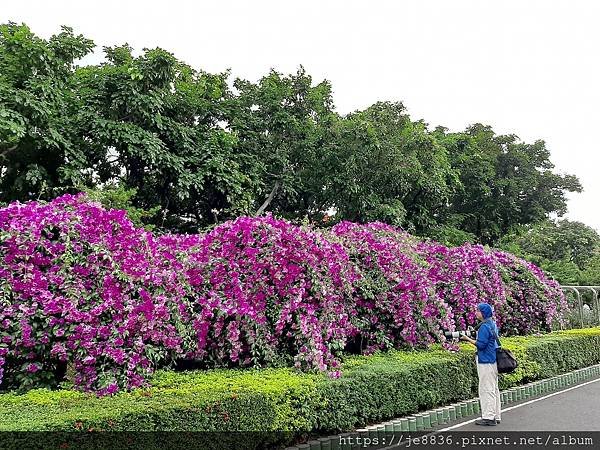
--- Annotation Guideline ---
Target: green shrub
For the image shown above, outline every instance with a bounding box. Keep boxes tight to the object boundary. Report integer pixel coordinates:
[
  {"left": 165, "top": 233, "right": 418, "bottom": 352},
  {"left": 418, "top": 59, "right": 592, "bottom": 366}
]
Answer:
[{"left": 0, "top": 328, "right": 599, "bottom": 448}]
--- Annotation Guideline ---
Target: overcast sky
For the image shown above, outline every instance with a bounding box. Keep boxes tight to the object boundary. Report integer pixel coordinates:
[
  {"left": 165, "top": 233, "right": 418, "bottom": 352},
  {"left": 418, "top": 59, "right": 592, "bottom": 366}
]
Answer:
[{"left": 4, "top": 0, "right": 600, "bottom": 231}]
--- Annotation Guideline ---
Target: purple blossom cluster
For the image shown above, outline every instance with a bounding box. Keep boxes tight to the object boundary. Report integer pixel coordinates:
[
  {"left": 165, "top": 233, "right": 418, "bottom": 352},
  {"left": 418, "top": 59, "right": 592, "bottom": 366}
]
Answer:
[
  {"left": 329, "top": 222, "right": 454, "bottom": 353},
  {"left": 0, "top": 194, "right": 201, "bottom": 394},
  {"left": 416, "top": 241, "right": 568, "bottom": 336},
  {"left": 179, "top": 216, "right": 359, "bottom": 377},
  {"left": 0, "top": 194, "right": 568, "bottom": 393}
]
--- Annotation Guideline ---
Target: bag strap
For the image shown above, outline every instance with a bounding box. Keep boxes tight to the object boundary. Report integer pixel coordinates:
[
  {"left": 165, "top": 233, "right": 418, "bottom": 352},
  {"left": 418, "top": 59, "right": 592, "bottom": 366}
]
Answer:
[{"left": 485, "top": 318, "right": 502, "bottom": 347}]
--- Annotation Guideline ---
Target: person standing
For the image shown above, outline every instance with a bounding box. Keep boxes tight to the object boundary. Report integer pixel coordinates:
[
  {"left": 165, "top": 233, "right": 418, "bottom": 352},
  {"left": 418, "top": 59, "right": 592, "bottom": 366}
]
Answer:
[{"left": 460, "top": 302, "right": 501, "bottom": 426}]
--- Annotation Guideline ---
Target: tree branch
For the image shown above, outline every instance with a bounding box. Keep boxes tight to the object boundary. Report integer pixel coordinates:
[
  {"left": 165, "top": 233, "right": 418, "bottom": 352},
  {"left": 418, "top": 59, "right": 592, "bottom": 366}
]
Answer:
[
  {"left": 0, "top": 144, "right": 18, "bottom": 159},
  {"left": 255, "top": 180, "right": 281, "bottom": 216}
]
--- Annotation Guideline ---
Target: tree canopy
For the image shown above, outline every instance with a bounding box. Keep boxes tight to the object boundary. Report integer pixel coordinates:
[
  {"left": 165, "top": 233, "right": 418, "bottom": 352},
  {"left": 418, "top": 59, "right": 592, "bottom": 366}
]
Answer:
[
  {"left": 0, "top": 22, "right": 586, "bottom": 247},
  {"left": 499, "top": 219, "right": 600, "bottom": 285}
]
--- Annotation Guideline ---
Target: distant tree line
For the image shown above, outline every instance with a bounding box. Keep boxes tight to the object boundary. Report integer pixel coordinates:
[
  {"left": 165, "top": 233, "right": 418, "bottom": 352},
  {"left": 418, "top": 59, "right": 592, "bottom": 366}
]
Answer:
[{"left": 3, "top": 22, "right": 597, "bottom": 286}]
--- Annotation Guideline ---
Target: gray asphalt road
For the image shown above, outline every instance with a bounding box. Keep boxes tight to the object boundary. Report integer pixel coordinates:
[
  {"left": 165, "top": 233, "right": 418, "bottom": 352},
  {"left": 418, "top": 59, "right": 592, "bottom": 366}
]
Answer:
[{"left": 452, "top": 378, "right": 600, "bottom": 431}]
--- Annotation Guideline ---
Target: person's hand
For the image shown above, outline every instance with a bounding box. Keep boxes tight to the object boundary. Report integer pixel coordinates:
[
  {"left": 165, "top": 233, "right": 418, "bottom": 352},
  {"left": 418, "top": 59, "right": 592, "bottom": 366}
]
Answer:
[{"left": 459, "top": 334, "right": 469, "bottom": 341}]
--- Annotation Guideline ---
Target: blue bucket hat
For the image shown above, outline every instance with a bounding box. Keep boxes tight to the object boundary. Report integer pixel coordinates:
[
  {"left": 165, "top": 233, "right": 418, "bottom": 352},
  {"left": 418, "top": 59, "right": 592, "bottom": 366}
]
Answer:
[{"left": 477, "top": 302, "right": 493, "bottom": 319}]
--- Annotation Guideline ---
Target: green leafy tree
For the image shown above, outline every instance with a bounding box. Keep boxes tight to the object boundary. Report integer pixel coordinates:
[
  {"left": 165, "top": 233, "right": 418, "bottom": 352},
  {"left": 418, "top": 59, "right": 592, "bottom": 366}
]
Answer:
[
  {"left": 552, "top": 221, "right": 600, "bottom": 269},
  {"left": 580, "top": 253, "right": 600, "bottom": 286},
  {"left": 541, "top": 259, "right": 582, "bottom": 285},
  {"left": 73, "top": 44, "right": 257, "bottom": 231},
  {"left": 499, "top": 220, "right": 600, "bottom": 270},
  {"left": 0, "top": 22, "right": 93, "bottom": 201},
  {"left": 0, "top": 22, "right": 586, "bottom": 245},
  {"left": 229, "top": 67, "right": 336, "bottom": 221},
  {"left": 318, "top": 102, "right": 458, "bottom": 231},
  {"left": 498, "top": 219, "right": 600, "bottom": 285},
  {"left": 436, "top": 124, "right": 582, "bottom": 244},
  {"left": 426, "top": 225, "right": 477, "bottom": 247}
]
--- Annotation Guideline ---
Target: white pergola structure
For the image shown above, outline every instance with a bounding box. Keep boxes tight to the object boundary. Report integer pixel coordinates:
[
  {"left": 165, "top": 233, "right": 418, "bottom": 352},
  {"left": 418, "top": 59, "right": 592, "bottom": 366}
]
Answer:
[{"left": 561, "top": 285, "right": 600, "bottom": 328}]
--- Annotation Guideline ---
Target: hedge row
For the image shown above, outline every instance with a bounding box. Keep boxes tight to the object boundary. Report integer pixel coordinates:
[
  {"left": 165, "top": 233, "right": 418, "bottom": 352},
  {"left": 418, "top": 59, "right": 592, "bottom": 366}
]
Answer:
[{"left": 1, "top": 327, "right": 599, "bottom": 449}]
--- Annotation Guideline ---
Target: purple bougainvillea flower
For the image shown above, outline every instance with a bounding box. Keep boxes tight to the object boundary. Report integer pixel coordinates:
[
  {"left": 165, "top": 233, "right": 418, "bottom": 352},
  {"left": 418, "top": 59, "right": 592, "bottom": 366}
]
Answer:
[{"left": 0, "top": 194, "right": 568, "bottom": 394}]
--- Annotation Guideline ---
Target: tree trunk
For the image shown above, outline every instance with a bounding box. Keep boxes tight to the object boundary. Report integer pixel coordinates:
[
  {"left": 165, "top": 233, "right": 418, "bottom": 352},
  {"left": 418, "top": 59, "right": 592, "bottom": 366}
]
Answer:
[{"left": 256, "top": 180, "right": 281, "bottom": 216}]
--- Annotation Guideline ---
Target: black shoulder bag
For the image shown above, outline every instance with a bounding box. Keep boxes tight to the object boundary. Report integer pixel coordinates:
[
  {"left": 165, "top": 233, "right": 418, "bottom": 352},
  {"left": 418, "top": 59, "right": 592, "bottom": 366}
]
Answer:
[{"left": 488, "top": 321, "right": 518, "bottom": 374}]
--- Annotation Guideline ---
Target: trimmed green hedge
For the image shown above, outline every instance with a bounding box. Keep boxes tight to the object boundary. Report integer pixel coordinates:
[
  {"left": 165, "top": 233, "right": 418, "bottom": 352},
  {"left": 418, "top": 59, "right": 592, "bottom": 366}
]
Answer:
[{"left": 1, "top": 327, "right": 599, "bottom": 448}]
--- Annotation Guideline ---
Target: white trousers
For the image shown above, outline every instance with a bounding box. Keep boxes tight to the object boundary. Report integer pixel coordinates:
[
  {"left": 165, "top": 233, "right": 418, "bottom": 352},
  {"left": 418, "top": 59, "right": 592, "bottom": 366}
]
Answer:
[{"left": 476, "top": 356, "right": 501, "bottom": 421}]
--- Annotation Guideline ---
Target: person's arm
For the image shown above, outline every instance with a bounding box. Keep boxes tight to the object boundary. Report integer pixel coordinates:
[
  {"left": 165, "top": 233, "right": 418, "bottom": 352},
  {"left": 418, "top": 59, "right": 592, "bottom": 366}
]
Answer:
[
  {"left": 460, "top": 333, "right": 477, "bottom": 346},
  {"left": 460, "top": 324, "right": 489, "bottom": 349},
  {"left": 460, "top": 334, "right": 477, "bottom": 346}
]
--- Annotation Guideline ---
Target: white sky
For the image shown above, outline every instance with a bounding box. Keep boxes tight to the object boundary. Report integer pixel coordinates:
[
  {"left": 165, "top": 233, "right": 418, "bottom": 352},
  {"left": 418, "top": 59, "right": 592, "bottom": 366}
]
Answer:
[{"left": 4, "top": 0, "right": 600, "bottom": 231}]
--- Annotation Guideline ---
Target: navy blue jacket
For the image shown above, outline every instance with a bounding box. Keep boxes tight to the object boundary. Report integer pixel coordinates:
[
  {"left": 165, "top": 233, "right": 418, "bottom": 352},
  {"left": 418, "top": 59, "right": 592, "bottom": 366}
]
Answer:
[{"left": 476, "top": 319, "right": 499, "bottom": 364}]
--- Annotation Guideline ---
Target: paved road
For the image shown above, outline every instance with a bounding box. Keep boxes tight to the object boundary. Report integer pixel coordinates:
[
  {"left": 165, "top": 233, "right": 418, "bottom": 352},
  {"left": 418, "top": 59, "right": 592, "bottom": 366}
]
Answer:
[{"left": 448, "top": 377, "right": 600, "bottom": 431}]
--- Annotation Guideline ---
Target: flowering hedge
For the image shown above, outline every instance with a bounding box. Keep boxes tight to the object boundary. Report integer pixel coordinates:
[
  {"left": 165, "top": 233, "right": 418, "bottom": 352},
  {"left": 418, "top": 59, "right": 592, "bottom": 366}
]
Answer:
[
  {"left": 0, "top": 194, "right": 569, "bottom": 393},
  {"left": 179, "top": 215, "right": 359, "bottom": 376},
  {"left": 329, "top": 222, "right": 454, "bottom": 353},
  {"left": 0, "top": 195, "right": 203, "bottom": 394},
  {"left": 416, "top": 242, "right": 568, "bottom": 335}
]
